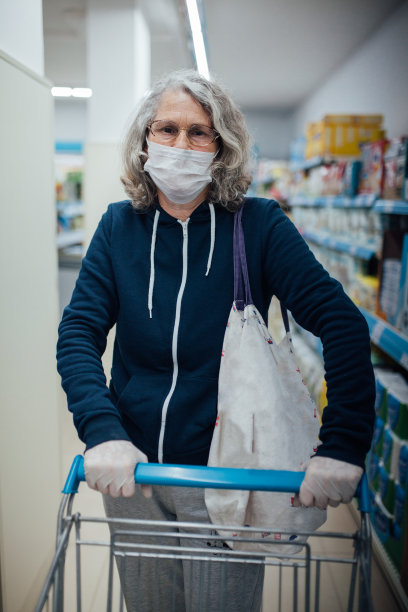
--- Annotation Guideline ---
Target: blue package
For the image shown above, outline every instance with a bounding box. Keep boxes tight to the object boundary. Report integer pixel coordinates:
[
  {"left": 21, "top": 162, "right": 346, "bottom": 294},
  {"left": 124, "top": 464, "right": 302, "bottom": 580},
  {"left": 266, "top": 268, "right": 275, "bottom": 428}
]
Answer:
[
  {"left": 367, "top": 451, "right": 380, "bottom": 489},
  {"left": 374, "top": 377, "right": 387, "bottom": 418},
  {"left": 372, "top": 416, "right": 384, "bottom": 455},
  {"left": 382, "top": 427, "right": 393, "bottom": 470},
  {"left": 394, "top": 484, "right": 406, "bottom": 526},
  {"left": 398, "top": 444, "right": 408, "bottom": 488},
  {"left": 373, "top": 499, "right": 392, "bottom": 544}
]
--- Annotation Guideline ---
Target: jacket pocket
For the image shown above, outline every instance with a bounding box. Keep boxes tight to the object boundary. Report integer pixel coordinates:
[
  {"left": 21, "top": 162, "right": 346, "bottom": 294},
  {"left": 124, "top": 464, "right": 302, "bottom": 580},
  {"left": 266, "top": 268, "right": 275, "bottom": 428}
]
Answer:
[{"left": 115, "top": 372, "right": 171, "bottom": 452}]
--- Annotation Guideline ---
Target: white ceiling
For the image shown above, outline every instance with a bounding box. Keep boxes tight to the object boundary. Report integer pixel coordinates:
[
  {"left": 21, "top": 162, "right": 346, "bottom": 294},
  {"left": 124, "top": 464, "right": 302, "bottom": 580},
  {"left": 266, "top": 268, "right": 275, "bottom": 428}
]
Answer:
[{"left": 42, "top": 0, "right": 405, "bottom": 112}]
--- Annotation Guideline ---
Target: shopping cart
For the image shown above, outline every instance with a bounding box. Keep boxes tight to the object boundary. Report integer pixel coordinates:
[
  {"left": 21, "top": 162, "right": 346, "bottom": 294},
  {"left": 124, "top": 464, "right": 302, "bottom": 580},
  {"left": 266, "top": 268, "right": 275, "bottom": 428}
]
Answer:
[{"left": 35, "top": 456, "right": 372, "bottom": 612}]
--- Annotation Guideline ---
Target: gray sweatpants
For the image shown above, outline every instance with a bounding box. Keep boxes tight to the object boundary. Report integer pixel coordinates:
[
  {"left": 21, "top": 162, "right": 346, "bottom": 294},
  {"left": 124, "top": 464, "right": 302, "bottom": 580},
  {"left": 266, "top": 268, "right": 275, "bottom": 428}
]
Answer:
[{"left": 104, "top": 484, "right": 264, "bottom": 612}]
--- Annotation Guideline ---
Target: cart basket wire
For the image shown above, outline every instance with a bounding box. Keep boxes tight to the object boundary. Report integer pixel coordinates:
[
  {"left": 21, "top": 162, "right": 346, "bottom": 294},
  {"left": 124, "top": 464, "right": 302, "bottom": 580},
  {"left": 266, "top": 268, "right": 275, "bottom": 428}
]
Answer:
[{"left": 35, "top": 457, "right": 373, "bottom": 612}]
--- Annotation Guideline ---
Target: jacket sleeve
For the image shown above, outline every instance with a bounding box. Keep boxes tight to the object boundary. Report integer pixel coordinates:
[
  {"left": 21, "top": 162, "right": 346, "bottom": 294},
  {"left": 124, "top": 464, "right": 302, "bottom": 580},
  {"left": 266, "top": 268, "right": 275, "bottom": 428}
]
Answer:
[
  {"left": 56, "top": 204, "right": 131, "bottom": 449},
  {"left": 260, "top": 200, "right": 375, "bottom": 468}
]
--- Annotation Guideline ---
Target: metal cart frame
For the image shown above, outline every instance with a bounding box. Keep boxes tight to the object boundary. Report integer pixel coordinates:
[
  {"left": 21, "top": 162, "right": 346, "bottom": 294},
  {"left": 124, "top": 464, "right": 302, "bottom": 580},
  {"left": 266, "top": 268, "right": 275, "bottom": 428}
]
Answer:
[{"left": 35, "top": 456, "right": 373, "bottom": 612}]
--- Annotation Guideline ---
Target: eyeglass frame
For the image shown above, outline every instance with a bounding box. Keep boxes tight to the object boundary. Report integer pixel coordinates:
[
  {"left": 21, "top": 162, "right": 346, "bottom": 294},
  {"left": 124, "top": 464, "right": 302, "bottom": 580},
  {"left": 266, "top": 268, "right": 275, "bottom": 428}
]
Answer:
[{"left": 147, "top": 119, "right": 220, "bottom": 147}]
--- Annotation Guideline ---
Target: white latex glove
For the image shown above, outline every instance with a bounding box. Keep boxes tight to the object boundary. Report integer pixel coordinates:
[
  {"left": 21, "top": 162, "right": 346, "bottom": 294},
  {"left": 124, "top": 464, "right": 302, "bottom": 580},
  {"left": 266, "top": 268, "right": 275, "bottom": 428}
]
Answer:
[
  {"left": 293, "top": 456, "right": 363, "bottom": 510},
  {"left": 84, "top": 440, "right": 152, "bottom": 499}
]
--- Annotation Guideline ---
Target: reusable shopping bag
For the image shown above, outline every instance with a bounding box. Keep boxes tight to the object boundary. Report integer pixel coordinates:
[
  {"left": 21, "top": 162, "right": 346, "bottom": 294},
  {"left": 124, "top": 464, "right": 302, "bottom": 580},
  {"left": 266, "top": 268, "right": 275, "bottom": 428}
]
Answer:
[{"left": 205, "top": 206, "right": 326, "bottom": 553}]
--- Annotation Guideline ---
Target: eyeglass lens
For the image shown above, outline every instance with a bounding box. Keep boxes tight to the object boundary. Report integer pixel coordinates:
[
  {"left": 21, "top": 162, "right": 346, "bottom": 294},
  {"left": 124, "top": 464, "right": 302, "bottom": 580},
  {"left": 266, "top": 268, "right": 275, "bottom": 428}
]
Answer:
[{"left": 150, "top": 120, "right": 217, "bottom": 146}]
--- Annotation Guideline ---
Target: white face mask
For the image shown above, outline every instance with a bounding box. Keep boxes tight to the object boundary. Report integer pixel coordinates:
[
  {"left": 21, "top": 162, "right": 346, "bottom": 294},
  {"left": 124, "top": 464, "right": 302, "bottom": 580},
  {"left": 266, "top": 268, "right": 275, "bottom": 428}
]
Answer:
[{"left": 144, "top": 140, "right": 215, "bottom": 205}]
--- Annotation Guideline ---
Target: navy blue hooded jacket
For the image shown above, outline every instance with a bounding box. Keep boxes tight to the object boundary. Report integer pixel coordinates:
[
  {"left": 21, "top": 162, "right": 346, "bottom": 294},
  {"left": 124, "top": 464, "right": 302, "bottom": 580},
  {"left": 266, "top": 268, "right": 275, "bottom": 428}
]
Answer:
[{"left": 57, "top": 197, "right": 375, "bottom": 468}]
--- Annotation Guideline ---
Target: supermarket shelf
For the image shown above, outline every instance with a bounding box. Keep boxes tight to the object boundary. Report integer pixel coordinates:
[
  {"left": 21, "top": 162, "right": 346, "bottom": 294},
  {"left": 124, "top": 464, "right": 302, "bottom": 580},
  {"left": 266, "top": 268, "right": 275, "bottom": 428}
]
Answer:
[
  {"left": 301, "top": 230, "right": 377, "bottom": 260},
  {"left": 374, "top": 199, "right": 408, "bottom": 215},
  {"left": 290, "top": 196, "right": 326, "bottom": 207},
  {"left": 289, "top": 156, "right": 331, "bottom": 172},
  {"left": 349, "top": 502, "right": 408, "bottom": 612},
  {"left": 360, "top": 307, "right": 408, "bottom": 370},
  {"left": 290, "top": 194, "right": 377, "bottom": 208},
  {"left": 292, "top": 307, "right": 408, "bottom": 371},
  {"left": 56, "top": 229, "right": 84, "bottom": 249}
]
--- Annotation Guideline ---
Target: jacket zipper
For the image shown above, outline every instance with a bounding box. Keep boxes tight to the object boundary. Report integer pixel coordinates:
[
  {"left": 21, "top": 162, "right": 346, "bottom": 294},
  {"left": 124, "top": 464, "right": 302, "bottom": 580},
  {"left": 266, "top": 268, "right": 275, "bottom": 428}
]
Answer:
[{"left": 157, "top": 218, "right": 190, "bottom": 463}]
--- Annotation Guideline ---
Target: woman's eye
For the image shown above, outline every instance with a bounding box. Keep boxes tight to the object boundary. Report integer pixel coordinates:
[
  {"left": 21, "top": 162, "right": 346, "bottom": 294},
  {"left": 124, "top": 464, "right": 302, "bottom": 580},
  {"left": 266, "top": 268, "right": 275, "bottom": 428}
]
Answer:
[
  {"left": 190, "top": 127, "right": 206, "bottom": 137},
  {"left": 160, "top": 124, "right": 178, "bottom": 135}
]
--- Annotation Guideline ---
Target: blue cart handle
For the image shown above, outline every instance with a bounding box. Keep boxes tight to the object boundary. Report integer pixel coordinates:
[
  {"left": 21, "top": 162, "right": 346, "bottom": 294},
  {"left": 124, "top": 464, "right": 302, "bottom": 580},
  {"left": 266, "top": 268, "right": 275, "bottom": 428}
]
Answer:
[{"left": 63, "top": 455, "right": 370, "bottom": 513}]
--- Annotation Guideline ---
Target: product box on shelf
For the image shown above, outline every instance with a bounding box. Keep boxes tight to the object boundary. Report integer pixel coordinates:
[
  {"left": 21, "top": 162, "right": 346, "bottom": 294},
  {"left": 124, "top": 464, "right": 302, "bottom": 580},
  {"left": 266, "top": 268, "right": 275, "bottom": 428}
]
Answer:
[
  {"left": 305, "top": 114, "right": 384, "bottom": 159},
  {"left": 359, "top": 139, "right": 389, "bottom": 195},
  {"left": 370, "top": 474, "right": 407, "bottom": 573},
  {"left": 387, "top": 384, "right": 408, "bottom": 440},
  {"left": 399, "top": 443, "right": 408, "bottom": 489},
  {"left": 383, "top": 137, "right": 408, "bottom": 201},
  {"left": 368, "top": 368, "right": 408, "bottom": 575},
  {"left": 367, "top": 449, "right": 381, "bottom": 491},
  {"left": 323, "top": 162, "right": 348, "bottom": 196},
  {"left": 377, "top": 229, "right": 406, "bottom": 325},
  {"left": 382, "top": 425, "right": 403, "bottom": 477},
  {"left": 343, "top": 160, "right": 362, "bottom": 197},
  {"left": 396, "top": 234, "right": 408, "bottom": 335},
  {"left": 379, "top": 464, "right": 395, "bottom": 513}
]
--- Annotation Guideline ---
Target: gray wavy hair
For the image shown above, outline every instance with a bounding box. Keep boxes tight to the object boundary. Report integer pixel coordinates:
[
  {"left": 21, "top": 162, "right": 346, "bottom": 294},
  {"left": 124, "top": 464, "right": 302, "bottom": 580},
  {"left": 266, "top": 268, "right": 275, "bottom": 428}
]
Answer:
[{"left": 121, "top": 69, "right": 252, "bottom": 211}]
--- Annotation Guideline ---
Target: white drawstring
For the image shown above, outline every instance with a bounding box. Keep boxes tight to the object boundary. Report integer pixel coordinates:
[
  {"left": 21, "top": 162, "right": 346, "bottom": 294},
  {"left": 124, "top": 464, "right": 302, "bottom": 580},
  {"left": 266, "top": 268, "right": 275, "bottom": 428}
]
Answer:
[
  {"left": 205, "top": 203, "right": 215, "bottom": 276},
  {"left": 148, "top": 210, "right": 160, "bottom": 318}
]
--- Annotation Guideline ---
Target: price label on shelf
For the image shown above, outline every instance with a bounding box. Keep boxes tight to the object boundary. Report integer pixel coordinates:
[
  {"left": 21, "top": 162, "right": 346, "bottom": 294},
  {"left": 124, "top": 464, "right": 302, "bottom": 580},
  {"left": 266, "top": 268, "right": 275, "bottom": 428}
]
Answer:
[
  {"left": 371, "top": 321, "right": 385, "bottom": 345},
  {"left": 384, "top": 201, "right": 395, "bottom": 212}
]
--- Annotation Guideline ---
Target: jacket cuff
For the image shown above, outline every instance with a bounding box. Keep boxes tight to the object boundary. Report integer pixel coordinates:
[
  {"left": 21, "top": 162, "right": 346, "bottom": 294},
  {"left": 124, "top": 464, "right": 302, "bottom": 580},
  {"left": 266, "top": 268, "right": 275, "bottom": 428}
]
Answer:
[
  {"left": 314, "top": 444, "right": 367, "bottom": 469},
  {"left": 81, "top": 414, "right": 132, "bottom": 451}
]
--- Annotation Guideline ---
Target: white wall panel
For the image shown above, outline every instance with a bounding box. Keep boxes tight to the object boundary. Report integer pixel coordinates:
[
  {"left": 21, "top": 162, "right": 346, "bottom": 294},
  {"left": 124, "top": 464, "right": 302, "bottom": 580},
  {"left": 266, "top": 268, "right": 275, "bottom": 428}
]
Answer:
[
  {"left": 292, "top": 2, "right": 408, "bottom": 139},
  {"left": 0, "top": 52, "right": 60, "bottom": 612}
]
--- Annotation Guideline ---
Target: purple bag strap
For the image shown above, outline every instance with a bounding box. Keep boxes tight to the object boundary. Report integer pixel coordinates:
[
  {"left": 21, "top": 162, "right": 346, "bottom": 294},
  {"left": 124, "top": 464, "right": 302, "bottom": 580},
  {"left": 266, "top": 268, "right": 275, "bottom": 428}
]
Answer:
[
  {"left": 233, "top": 206, "right": 290, "bottom": 333},
  {"left": 233, "top": 206, "right": 253, "bottom": 309}
]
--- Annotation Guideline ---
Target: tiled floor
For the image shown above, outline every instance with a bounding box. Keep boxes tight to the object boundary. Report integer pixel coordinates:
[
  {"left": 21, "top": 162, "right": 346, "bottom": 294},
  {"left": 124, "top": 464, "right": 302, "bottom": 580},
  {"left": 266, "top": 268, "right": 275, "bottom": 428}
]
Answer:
[{"left": 56, "top": 266, "right": 405, "bottom": 611}]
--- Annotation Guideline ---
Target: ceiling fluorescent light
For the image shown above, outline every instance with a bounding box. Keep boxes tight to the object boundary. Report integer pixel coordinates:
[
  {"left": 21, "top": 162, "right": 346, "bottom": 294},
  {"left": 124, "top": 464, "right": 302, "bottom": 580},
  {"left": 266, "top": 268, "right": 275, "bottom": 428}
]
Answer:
[
  {"left": 51, "top": 87, "right": 73, "bottom": 97},
  {"left": 51, "top": 87, "right": 93, "bottom": 98},
  {"left": 186, "top": 0, "right": 210, "bottom": 80},
  {"left": 72, "top": 88, "right": 93, "bottom": 98}
]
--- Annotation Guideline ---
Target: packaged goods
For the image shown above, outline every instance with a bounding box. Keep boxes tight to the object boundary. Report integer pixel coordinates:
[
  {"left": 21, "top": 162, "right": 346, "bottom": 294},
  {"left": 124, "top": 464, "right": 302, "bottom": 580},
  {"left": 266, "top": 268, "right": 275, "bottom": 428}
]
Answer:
[
  {"left": 325, "top": 162, "right": 347, "bottom": 196},
  {"left": 367, "top": 450, "right": 381, "bottom": 491},
  {"left": 377, "top": 229, "right": 406, "bottom": 324},
  {"left": 372, "top": 494, "right": 393, "bottom": 544},
  {"left": 387, "top": 384, "right": 408, "bottom": 439},
  {"left": 343, "top": 160, "right": 362, "bottom": 197},
  {"left": 370, "top": 482, "right": 407, "bottom": 572},
  {"left": 305, "top": 115, "right": 384, "bottom": 159},
  {"left": 379, "top": 465, "right": 395, "bottom": 513},
  {"left": 398, "top": 443, "right": 408, "bottom": 488},
  {"left": 373, "top": 416, "right": 385, "bottom": 455},
  {"left": 350, "top": 274, "right": 378, "bottom": 312},
  {"left": 374, "top": 368, "right": 407, "bottom": 419},
  {"left": 359, "top": 140, "right": 389, "bottom": 195},
  {"left": 382, "top": 426, "right": 396, "bottom": 475},
  {"left": 396, "top": 234, "right": 408, "bottom": 335},
  {"left": 383, "top": 137, "right": 408, "bottom": 200},
  {"left": 375, "top": 373, "right": 388, "bottom": 418},
  {"left": 393, "top": 484, "right": 406, "bottom": 540},
  {"left": 382, "top": 426, "right": 405, "bottom": 480}
]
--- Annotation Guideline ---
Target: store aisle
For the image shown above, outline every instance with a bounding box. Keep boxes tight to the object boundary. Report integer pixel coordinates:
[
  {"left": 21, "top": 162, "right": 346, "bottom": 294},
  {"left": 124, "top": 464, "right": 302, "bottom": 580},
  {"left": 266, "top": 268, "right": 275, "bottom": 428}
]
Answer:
[{"left": 57, "top": 267, "right": 403, "bottom": 611}]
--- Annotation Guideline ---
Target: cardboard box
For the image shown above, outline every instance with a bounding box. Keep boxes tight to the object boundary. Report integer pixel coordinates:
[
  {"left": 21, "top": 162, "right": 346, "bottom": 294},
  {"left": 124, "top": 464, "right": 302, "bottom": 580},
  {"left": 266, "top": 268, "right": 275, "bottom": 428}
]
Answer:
[
  {"left": 383, "top": 137, "right": 408, "bottom": 200},
  {"left": 359, "top": 140, "right": 389, "bottom": 195},
  {"left": 305, "top": 115, "right": 384, "bottom": 159}
]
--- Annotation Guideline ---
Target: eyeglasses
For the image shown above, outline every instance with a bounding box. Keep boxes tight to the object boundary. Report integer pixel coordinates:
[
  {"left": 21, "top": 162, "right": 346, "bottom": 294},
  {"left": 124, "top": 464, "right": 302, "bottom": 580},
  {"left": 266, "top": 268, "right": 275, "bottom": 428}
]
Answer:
[{"left": 148, "top": 120, "right": 219, "bottom": 147}]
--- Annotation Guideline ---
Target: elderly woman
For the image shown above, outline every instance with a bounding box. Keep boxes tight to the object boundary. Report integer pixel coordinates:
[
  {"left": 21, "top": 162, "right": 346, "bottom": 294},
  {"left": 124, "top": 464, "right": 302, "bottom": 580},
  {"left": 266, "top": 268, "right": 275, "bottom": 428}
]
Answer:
[{"left": 57, "top": 69, "right": 375, "bottom": 611}]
